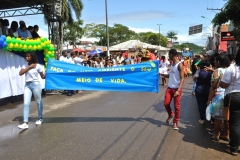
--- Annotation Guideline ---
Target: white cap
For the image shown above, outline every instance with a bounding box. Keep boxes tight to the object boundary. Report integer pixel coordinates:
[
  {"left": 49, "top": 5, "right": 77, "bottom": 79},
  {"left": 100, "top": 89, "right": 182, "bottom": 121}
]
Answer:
[{"left": 206, "top": 50, "right": 214, "bottom": 56}]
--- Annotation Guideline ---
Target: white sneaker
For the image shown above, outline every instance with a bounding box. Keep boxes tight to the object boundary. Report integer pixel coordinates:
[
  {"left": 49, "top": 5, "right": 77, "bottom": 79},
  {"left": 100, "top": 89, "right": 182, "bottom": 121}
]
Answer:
[
  {"left": 18, "top": 123, "right": 28, "bottom": 129},
  {"left": 35, "top": 119, "right": 43, "bottom": 125}
]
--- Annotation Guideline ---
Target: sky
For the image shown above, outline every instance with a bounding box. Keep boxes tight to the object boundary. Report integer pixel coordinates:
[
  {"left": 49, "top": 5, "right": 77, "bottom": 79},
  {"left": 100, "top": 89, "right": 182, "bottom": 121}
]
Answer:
[{"left": 7, "top": 0, "right": 226, "bottom": 46}]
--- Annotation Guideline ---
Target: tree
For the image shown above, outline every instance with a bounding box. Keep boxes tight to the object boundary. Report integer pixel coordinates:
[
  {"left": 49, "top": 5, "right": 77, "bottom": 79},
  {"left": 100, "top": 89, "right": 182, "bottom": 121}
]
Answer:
[
  {"left": 109, "top": 24, "right": 136, "bottom": 46},
  {"left": 43, "top": 0, "right": 83, "bottom": 51},
  {"left": 84, "top": 23, "right": 138, "bottom": 46},
  {"left": 63, "top": 20, "right": 84, "bottom": 46},
  {"left": 138, "top": 32, "right": 168, "bottom": 47},
  {"left": 166, "top": 31, "right": 178, "bottom": 42},
  {"left": 212, "top": 0, "right": 240, "bottom": 41},
  {"left": 174, "top": 43, "right": 203, "bottom": 53},
  {"left": 83, "top": 23, "right": 107, "bottom": 46},
  {"left": 83, "top": 23, "right": 168, "bottom": 47}
]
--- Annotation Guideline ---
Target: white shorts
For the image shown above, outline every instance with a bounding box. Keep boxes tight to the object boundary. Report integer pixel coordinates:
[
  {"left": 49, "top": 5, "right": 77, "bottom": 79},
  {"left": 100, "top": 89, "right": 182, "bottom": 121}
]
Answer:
[{"left": 159, "top": 68, "right": 168, "bottom": 74}]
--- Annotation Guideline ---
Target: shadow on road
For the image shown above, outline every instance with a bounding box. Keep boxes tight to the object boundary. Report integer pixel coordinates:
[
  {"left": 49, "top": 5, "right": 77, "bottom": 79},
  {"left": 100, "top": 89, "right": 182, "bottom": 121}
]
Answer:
[{"left": 12, "top": 116, "right": 143, "bottom": 123}]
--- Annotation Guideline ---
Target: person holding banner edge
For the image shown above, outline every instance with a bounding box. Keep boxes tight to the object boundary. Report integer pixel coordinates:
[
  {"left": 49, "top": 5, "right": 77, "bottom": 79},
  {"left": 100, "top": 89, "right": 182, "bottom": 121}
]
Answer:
[
  {"left": 18, "top": 52, "right": 45, "bottom": 129},
  {"left": 160, "top": 49, "right": 184, "bottom": 130}
]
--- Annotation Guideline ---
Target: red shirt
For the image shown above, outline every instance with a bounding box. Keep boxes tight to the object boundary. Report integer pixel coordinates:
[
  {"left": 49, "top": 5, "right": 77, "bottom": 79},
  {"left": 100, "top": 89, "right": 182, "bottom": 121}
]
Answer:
[{"left": 149, "top": 53, "right": 157, "bottom": 60}]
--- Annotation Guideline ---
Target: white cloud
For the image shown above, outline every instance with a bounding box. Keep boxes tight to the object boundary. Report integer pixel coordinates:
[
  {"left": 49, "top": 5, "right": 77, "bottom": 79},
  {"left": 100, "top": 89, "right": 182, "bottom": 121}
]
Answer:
[
  {"left": 129, "top": 26, "right": 209, "bottom": 46},
  {"left": 128, "top": 27, "right": 157, "bottom": 33},
  {"left": 84, "top": 10, "right": 173, "bottom": 24},
  {"left": 177, "top": 33, "right": 207, "bottom": 46},
  {"left": 38, "top": 28, "right": 48, "bottom": 38},
  {"left": 80, "top": 37, "right": 99, "bottom": 42}
]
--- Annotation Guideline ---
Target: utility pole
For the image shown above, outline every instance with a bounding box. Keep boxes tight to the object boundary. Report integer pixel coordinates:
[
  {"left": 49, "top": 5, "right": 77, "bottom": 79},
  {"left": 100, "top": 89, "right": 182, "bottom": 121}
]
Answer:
[
  {"left": 105, "top": 0, "right": 110, "bottom": 56},
  {"left": 157, "top": 24, "right": 162, "bottom": 47},
  {"left": 206, "top": 8, "right": 222, "bottom": 53}
]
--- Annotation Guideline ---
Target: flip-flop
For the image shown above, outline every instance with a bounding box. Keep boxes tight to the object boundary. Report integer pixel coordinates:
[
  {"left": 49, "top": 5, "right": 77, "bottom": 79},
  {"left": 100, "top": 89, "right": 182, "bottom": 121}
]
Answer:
[
  {"left": 211, "top": 136, "right": 219, "bottom": 142},
  {"left": 224, "top": 147, "right": 237, "bottom": 156},
  {"left": 220, "top": 136, "right": 230, "bottom": 142}
]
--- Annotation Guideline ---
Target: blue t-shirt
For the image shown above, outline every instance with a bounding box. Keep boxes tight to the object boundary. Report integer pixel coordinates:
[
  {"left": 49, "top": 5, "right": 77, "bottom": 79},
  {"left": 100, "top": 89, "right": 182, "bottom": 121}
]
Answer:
[{"left": 195, "top": 70, "right": 212, "bottom": 94}]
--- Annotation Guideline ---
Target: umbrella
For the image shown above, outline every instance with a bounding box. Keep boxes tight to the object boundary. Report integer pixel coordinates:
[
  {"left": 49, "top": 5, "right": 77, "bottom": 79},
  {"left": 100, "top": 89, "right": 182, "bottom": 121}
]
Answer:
[
  {"left": 88, "top": 49, "right": 103, "bottom": 56},
  {"left": 72, "top": 48, "right": 86, "bottom": 53}
]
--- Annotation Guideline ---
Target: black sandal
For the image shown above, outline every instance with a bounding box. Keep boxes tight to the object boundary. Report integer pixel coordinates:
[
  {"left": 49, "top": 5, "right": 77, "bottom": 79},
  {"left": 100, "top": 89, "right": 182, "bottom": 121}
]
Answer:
[
  {"left": 224, "top": 147, "right": 237, "bottom": 156},
  {"left": 220, "top": 136, "right": 230, "bottom": 142},
  {"left": 211, "top": 136, "right": 219, "bottom": 142}
]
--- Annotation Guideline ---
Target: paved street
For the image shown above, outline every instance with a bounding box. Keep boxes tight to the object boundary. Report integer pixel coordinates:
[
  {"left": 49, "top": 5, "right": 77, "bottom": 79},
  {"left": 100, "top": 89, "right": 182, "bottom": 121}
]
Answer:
[{"left": 0, "top": 78, "right": 238, "bottom": 160}]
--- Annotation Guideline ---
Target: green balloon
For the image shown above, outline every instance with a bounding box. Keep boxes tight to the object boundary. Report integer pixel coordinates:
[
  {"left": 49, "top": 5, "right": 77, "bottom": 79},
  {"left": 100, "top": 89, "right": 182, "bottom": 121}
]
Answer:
[
  {"left": 6, "top": 39, "right": 11, "bottom": 44},
  {"left": 12, "top": 38, "right": 16, "bottom": 44}
]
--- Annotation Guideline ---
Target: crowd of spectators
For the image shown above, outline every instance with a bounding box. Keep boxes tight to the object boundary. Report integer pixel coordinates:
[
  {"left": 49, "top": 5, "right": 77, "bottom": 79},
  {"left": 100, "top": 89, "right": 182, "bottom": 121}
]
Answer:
[
  {"left": 0, "top": 19, "right": 40, "bottom": 39},
  {"left": 191, "top": 49, "right": 240, "bottom": 156},
  {"left": 59, "top": 50, "right": 145, "bottom": 69}
]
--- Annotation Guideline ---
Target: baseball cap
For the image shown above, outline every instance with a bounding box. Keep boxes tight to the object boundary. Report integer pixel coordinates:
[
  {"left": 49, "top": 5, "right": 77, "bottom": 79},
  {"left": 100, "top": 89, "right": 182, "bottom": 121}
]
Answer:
[{"left": 206, "top": 50, "right": 214, "bottom": 56}]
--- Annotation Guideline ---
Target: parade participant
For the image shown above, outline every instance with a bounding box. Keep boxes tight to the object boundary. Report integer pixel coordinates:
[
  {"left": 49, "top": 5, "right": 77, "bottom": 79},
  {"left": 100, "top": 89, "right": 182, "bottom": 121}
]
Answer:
[
  {"left": 159, "top": 56, "right": 170, "bottom": 86},
  {"left": 59, "top": 50, "right": 68, "bottom": 62},
  {"left": 18, "top": 52, "right": 45, "bottom": 129},
  {"left": 137, "top": 48, "right": 156, "bottom": 62},
  {"left": 183, "top": 57, "right": 190, "bottom": 77},
  {"left": 160, "top": 49, "right": 184, "bottom": 130},
  {"left": 122, "top": 54, "right": 131, "bottom": 65}
]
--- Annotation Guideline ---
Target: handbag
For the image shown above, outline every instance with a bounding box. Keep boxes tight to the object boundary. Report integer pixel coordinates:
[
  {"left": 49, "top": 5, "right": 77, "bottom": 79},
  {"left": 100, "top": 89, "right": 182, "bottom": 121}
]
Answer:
[
  {"left": 206, "top": 103, "right": 212, "bottom": 121},
  {"left": 222, "top": 65, "right": 237, "bottom": 121}
]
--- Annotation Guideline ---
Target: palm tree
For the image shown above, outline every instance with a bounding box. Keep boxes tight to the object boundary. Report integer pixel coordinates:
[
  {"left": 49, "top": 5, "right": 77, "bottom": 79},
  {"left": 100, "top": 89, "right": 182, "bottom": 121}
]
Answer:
[
  {"left": 43, "top": 0, "right": 83, "bottom": 52},
  {"left": 166, "top": 31, "right": 178, "bottom": 43}
]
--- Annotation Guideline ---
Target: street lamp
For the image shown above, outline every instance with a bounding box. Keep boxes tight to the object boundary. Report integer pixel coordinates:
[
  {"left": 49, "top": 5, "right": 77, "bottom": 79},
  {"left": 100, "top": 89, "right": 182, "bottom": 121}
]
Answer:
[
  {"left": 201, "top": 16, "right": 211, "bottom": 22},
  {"left": 105, "top": 0, "right": 110, "bottom": 56},
  {"left": 157, "top": 24, "right": 162, "bottom": 47}
]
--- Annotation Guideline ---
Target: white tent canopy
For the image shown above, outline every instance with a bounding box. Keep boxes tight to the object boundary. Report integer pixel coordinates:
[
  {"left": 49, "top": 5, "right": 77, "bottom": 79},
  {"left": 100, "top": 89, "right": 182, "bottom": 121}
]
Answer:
[{"left": 110, "top": 40, "right": 170, "bottom": 51}]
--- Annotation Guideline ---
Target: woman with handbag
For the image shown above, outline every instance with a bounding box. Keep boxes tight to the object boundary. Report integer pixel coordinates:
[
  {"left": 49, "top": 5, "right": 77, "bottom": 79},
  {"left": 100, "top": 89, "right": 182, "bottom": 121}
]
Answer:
[
  {"left": 220, "top": 49, "right": 240, "bottom": 156},
  {"left": 206, "top": 54, "right": 230, "bottom": 141}
]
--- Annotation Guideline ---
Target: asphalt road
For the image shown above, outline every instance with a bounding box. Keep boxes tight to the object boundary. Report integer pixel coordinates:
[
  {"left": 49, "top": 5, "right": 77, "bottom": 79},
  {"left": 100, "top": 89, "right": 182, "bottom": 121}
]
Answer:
[{"left": 0, "top": 78, "right": 238, "bottom": 160}]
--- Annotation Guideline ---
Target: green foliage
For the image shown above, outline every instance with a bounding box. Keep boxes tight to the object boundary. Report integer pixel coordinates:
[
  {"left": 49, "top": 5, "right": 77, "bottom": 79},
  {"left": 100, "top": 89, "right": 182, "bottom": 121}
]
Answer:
[
  {"left": 166, "top": 31, "right": 178, "bottom": 42},
  {"left": 61, "top": 0, "right": 83, "bottom": 23},
  {"left": 212, "top": 0, "right": 240, "bottom": 41},
  {"left": 173, "top": 43, "right": 203, "bottom": 53},
  {"left": 109, "top": 24, "right": 137, "bottom": 46},
  {"left": 63, "top": 20, "right": 84, "bottom": 45},
  {"left": 84, "top": 23, "right": 168, "bottom": 47},
  {"left": 138, "top": 32, "right": 168, "bottom": 47}
]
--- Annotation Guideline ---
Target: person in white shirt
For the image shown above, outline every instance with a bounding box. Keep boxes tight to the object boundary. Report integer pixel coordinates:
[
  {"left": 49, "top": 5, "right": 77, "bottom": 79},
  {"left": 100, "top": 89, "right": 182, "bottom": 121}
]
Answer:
[
  {"left": 112, "top": 55, "right": 117, "bottom": 66},
  {"left": 160, "top": 56, "right": 170, "bottom": 86},
  {"left": 71, "top": 52, "right": 88, "bottom": 94},
  {"left": 72, "top": 52, "right": 88, "bottom": 65},
  {"left": 18, "top": 52, "right": 45, "bottom": 129},
  {"left": 220, "top": 49, "right": 240, "bottom": 155},
  {"left": 160, "top": 49, "right": 184, "bottom": 130},
  {"left": 59, "top": 51, "right": 69, "bottom": 62},
  {"left": 59, "top": 51, "right": 74, "bottom": 96}
]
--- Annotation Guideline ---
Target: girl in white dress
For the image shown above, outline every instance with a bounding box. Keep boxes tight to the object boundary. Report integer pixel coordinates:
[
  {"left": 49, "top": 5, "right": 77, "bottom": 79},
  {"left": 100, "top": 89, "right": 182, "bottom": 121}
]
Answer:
[{"left": 160, "top": 56, "right": 170, "bottom": 86}]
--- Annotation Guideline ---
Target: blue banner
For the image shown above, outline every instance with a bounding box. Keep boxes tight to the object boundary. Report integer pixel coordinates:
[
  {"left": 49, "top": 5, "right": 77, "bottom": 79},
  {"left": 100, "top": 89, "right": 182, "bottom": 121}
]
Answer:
[{"left": 45, "top": 60, "right": 159, "bottom": 93}]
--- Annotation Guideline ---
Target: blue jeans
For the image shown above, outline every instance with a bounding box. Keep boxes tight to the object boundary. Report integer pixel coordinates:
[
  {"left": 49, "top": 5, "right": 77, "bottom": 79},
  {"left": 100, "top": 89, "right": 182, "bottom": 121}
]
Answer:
[
  {"left": 23, "top": 81, "right": 43, "bottom": 122},
  {"left": 192, "top": 80, "right": 196, "bottom": 93}
]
